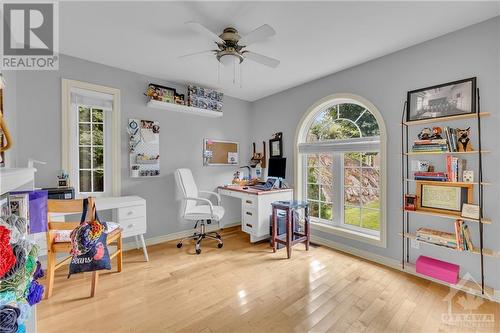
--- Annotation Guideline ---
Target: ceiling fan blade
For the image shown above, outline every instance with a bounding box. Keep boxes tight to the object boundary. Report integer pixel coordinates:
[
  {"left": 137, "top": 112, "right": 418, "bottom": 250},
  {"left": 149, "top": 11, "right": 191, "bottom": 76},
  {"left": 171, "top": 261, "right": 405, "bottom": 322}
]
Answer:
[
  {"left": 186, "top": 21, "right": 225, "bottom": 45},
  {"left": 239, "top": 24, "right": 276, "bottom": 45},
  {"left": 243, "top": 51, "right": 280, "bottom": 68},
  {"left": 179, "top": 50, "right": 216, "bottom": 59}
]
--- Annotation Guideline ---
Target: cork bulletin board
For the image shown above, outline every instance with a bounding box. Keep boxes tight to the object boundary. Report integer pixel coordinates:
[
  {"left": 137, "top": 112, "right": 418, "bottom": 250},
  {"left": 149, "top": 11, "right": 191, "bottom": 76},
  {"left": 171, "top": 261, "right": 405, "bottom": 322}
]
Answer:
[{"left": 203, "top": 139, "right": 239, "bottom": 166}]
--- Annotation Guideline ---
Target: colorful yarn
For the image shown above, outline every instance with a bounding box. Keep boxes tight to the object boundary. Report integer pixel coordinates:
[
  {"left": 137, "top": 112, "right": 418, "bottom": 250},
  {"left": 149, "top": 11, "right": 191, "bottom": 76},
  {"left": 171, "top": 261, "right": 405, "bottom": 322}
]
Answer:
[
  {"left": 15, "top": 324, "right": 25, "bottom": 333},
  {"left": 26, "top": 281, "right": 43, "bottom": 306},
  {"left": 0, "top": 305, "right": 20, "bottom": 333},
  {"left": 1, "top": 243, "right": 26, "bottom": 281},
  {"left": 0, "top": 292, "right": 15, "bottom": 306},
  {"left": 5, "top": 216, "right": 27, "bottom": 237},
  {"left": 0, "top": 226, "right": 16, "bottom": 279},
  {"left": 32, "top": 262, "right": 43, "bottom": 281}
]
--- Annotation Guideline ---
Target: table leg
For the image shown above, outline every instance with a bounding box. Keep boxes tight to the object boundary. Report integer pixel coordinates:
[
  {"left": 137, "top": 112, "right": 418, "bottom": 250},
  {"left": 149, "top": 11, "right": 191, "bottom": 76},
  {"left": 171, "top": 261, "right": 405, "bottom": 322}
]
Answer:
[
  {"left": 272, "top": 207, "right": 277, "bottom": 253},
  {"left": 286, "top": 208, "right": 292, "bottom": 259},
  {"left": 140, "top": 234, "right": 149, "bottom": 262}
]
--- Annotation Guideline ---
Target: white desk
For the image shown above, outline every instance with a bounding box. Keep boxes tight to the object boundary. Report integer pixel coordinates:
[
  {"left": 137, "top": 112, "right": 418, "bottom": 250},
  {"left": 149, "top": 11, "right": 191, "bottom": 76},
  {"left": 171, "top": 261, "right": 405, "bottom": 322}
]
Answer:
[
  {"left": 218, "top": 186, "right": 293, "bottom": 242},
  {"left": 35, "top": 195, "right": 149, "bottom": 261}
]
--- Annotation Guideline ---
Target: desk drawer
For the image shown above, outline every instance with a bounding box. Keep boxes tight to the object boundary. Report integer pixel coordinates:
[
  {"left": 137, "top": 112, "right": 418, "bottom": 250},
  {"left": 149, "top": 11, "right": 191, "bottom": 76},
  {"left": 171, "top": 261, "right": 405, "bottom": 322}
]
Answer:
[
  {"left": 118, "top": 205, "right": 146, "bottom": 220},
  {"left": 120, "top": 217, "right": 146, "bottom": 237},
  {"left": 242, "top": 195, "right": 257, "bottom": 209},
  {"left": 242, "top": 208, "right": 257, "bottom": 234}
]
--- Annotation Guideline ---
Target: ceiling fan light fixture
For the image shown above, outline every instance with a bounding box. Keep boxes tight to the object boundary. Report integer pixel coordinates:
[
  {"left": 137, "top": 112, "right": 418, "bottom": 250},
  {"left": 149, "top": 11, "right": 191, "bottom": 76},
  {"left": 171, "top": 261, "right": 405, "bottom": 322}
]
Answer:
[{"left": 217, "top": 51, "right": 243, "bottom": 66}]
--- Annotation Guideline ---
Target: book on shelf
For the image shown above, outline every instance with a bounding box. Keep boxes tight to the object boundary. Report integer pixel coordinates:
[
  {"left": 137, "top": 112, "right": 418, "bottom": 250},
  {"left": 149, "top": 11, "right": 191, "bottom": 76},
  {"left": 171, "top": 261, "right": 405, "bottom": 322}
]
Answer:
[
  {"left": 414, "top": 171, "right": 448, "bottom": 182},
  {"left": 415, "top": 219, "right": 474, "bottom": 252},
  {"left": 445, "top": 155, "right": 466, "bottom": 182}
]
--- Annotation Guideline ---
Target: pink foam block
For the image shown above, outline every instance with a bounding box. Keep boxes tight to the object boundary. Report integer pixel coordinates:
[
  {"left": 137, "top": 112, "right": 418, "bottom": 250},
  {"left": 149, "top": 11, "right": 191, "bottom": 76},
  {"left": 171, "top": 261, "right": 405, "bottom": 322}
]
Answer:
[{"left": 416, "top": 255, "right": 460, "bottom": 284}]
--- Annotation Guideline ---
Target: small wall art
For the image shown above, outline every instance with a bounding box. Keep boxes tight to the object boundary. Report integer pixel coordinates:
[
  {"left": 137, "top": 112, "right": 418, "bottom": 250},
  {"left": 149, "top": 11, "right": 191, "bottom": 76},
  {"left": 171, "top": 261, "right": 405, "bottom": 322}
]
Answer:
[{"left": 128, "top": 118, "right": 160, "bottom": 177}]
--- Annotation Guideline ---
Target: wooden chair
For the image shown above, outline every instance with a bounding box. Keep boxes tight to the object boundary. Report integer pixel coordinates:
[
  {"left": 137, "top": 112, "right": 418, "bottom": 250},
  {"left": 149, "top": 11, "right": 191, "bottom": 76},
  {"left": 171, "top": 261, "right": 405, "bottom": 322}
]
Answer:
[{"left": 45, "top": 199, "right": 123, "bottom": 299}]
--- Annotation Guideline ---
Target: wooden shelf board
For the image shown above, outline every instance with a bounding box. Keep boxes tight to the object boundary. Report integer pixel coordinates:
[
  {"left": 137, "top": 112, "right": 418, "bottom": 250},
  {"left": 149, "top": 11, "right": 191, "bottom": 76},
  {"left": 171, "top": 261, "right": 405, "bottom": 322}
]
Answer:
[
  {"left": 402, "top": 112, "right": 490, "bottom": 126},
  {"left": 400, "top": 233, "right": 497, "bottom": 257},
  {"left": 147, "top": 99, "right": 223, "bottom": 118},
  {"left": 405, "top": 150, "right": 490, "bottom": 156},
  {"left": 403, "top": 209, "right": 491, "bottom": 224},
  {"left": 402, "top": 263, "right": 494, "bottom": 297},
  {"left": 404, "top": 179, "right": 491, "bottom": 186}
]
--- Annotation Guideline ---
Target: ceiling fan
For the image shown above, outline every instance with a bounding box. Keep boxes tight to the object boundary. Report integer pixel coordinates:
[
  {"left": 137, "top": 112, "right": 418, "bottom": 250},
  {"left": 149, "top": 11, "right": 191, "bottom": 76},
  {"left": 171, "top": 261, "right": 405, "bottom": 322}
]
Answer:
[{"left": 181, "top": 22, "right": 280, "bottom": 68}]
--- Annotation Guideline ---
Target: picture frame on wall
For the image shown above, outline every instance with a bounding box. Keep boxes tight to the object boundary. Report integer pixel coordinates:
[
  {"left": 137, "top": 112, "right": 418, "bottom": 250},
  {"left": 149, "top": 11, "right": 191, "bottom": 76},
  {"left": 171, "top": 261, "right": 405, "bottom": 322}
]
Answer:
[
  {"left": 415, "top": 181, "right": 473, "bottom": 215},
  {"left": 269, "top": 132, "right": 283, "bottom": 158},
  {"left": 406, "top": 77, "right": 476, "bottom": 122}
]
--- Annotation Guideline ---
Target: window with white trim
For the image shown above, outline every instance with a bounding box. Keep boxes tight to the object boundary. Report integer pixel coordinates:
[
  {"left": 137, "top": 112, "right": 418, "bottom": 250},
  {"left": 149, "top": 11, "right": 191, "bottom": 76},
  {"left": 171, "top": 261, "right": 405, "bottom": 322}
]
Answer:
[
  {"left": 297, "top": 98, "right": 386, "bottom": 242},
  {"left": 62, "top": 81, "right": 120, "bottom": 197}
]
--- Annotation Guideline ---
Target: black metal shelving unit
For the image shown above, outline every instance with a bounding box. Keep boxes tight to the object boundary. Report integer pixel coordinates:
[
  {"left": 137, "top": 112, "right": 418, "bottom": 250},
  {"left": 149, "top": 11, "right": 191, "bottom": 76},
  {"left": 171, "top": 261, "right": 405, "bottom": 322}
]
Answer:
[{"left": 400, "top": 88, "right": 490, "bottom": 294}]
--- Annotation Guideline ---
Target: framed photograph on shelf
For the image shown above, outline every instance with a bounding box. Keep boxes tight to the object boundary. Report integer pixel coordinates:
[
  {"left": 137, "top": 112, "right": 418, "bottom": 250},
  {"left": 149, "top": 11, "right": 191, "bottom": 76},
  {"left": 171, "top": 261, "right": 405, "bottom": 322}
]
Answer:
[
  {"left": 415, "top": 181, "right": 473, "bottom": 215},
  {"left": 406, "top": 77, "right": 476, "bottom": 122}
]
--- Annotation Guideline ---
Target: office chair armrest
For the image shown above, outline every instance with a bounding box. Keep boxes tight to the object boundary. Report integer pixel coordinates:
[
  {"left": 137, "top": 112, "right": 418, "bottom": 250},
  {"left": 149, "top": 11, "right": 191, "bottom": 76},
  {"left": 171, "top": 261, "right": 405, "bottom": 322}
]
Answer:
[
  {"left": 198, "top": 190, "right": 221, "bottom": 205},
  {"left": 185, "top": 196, "right": 214, "bottom": 216}
]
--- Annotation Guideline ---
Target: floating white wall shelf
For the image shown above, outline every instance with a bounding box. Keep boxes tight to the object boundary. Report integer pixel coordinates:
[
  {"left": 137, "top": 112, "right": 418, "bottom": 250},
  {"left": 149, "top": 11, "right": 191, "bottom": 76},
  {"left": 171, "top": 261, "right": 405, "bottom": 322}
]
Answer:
[{"left": 147, "top": 99, "right": 223, "bottom": 118}]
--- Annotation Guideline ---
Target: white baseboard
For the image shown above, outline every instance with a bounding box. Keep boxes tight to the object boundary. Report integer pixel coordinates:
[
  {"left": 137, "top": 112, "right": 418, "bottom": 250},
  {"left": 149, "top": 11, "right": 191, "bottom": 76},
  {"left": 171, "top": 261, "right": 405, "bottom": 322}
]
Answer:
[
  {"left": 122, "top": 222, "right": 240, "bottom": 251},
  {"left": 311, "top": 235, "right": 500, "bottom": 303}
]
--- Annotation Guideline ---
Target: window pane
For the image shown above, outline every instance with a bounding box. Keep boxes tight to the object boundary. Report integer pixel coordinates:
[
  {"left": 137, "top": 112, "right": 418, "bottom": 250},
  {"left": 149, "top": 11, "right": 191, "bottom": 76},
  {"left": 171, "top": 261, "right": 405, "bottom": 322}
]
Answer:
[
  {"left": 358, "top": 111, "right": 380, "bottom": 137},
  {"left": 344, "top": 206, "right": 361, "bottom": 227},
  {"left": 307, "top": 184, "right": 319, "bottom": 200},
  {"left": 338, "top": 103, "right": 365, "bottom": 122},
  {"left": 92, "top": 109, "right": 103, "bottom": 123},
  {"left": 344, "top": 153, "right": 361, "bottom": 166},
  {"left": 344, "top": 167, "right": 360, "bottom": 185},
  {"left": 320, "top": 185, "right": 332, "bottom": 202},
  {"left": 79, "top": 124, "right": 91, "bottom": 145},
  {"left": 308, "top": 201, "right": 319, "bottom": 218},
  {"left": 93, "top": 147, "right": 104, "bottom": 169},
  {"left": 362, "top": 152, "right": 379, "bottom": 168},
  {"left": 93, "top": 170, "right": 104, "bottom": 192},
  {"left": 320, "top": 203, "right": 332, "bottom": 220},
  {"left": 362, "top": 209, "right": 380, "bottom": 230},
  {"left": 361, "top": 168, "right": 380, "bottom": 188},
  {"left": 92, "top": 124, "right": 104, "bottom": 145},
  {"left": 79, "top": 107, "right": 90, "bottom": 122},
  {"left": 79, "top": 170, "right": 91, "bottom": 192},
  {"left": 361, "top": 188, "right": 379, "bottom": 208},
  {"left": 344, "top": 186, "right": 361, "bottom": 206},
  {"left": 307, "top": 167, "right": 318, "bottom": 183},
  {"left": 307, "top": 154, "right": 318, "bottom": 167},
  {"left": 79, "top": 147, "right": 91, "bottom": 169}
]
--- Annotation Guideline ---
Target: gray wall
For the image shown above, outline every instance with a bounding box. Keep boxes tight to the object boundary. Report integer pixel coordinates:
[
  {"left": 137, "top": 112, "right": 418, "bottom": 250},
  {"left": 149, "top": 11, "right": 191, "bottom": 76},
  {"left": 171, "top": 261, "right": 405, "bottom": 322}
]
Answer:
[
  {"left": 5, "top": 16, "right": 499, "bottom": 289},
  {"left": 249, "top": 17, "right": 500, "bottom": 289},
  {"left": 12, "top": 54, "right": 251, "bottom": 239}
]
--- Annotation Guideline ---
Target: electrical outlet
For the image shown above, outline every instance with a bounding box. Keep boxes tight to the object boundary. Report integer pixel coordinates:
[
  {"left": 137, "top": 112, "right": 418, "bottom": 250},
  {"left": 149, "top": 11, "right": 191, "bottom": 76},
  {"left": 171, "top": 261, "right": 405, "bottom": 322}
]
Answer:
[{"left": 411, "top": 238, "right": 420, "bottom": 249}]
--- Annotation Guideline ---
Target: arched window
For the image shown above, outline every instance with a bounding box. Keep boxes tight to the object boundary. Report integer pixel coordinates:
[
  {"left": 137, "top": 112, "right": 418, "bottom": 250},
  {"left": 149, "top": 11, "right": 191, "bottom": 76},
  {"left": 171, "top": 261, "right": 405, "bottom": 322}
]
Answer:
[{"left": 295, "top": 94, "right": 386, "bottom": 246}]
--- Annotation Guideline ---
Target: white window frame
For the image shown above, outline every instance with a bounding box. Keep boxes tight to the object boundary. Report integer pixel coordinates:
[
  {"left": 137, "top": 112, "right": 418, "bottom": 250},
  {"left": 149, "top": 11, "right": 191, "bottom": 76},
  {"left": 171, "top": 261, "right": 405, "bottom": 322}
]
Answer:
[
  {"left": 295, "top": 93, "right": 387, "bottom": 247},
  {"left": 62, "top": 79, "right": 121, "bottom": 197}
]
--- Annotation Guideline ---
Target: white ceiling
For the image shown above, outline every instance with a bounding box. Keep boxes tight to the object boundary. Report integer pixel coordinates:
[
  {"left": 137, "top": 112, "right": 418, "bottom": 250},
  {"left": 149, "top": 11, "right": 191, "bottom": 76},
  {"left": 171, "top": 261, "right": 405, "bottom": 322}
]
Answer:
[{"left": 60, "top": 1, "right": 500, "bottom": 102}]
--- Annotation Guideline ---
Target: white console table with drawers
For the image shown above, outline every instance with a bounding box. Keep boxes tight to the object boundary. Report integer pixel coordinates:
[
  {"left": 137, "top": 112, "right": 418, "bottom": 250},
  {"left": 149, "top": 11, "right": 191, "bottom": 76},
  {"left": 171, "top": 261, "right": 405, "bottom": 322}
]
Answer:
[
  {"left": 218, "top": 185, "right": 293, "bottom": 243},
  {"left": 35, "top": 195, "right": 149, "bottom": 261}
]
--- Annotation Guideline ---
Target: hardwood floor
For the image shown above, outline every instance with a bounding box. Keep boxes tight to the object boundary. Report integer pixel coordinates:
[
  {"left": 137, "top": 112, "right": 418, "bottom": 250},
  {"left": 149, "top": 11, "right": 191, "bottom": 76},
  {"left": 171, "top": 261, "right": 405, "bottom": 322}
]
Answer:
[{"left": 38, "top": 227, "right": 500, "bottom": 332}]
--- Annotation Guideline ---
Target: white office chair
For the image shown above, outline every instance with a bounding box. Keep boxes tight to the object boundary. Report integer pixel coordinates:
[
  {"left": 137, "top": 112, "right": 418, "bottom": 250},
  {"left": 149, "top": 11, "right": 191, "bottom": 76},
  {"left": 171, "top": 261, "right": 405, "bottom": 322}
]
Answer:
[{"left": 174, "top": 168, "right": 225, "bottom": 254}]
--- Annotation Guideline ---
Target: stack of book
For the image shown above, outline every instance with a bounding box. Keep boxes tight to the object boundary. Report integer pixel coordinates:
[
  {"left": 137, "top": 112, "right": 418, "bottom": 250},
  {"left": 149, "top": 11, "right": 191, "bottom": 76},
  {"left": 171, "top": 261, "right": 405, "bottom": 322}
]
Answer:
[
  {"left": 415, "top": 220, "right": 474, "bottom": 251},
  {"left": 412, "top": 139, "right": 448, "bottom": 153},
  {"left": 446, "top": 155, "right": 466, "bottom": 182},
  {"left": 414, "top": 171, "right": 448, "bottom": 181}
]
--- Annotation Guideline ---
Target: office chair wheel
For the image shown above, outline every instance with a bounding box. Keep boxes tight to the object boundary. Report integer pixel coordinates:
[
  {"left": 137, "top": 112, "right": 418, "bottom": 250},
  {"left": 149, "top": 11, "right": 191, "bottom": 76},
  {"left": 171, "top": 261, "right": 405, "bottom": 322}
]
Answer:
[
  {"left": 196, "top": 249, "right": 201, "bottom": 255},
  {"left": 217, "top": 243, "right": 223, "bottom": 249},
  {"left": 176, "top": 242, "right": 183, "bottom": 248},
  {"left": 216, "top": 234, "right": 222, "bottom": 239}
]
